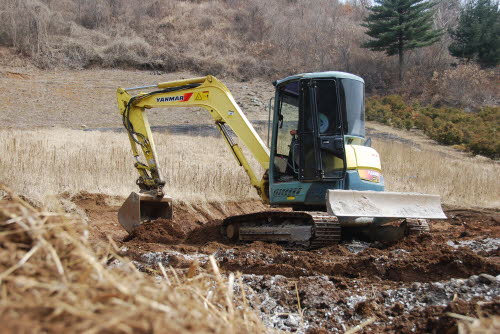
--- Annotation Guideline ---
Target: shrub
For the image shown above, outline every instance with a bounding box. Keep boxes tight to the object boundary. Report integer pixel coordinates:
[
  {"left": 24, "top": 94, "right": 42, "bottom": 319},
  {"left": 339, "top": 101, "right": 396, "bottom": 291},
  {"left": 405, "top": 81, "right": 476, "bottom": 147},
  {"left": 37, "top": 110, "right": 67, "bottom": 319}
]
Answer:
[
  {"left": 0, "top": 0, "right": 52, "bottom": 56},
  {"left": 101, "top": 37, "right": 152, "bottom": 68},
  {"left": 424, "top": 64, "right": 498, "bottom": 107},
  {"left": 60, "top": 41, "right": 101, "bottom": 68},
  {"left": 366, "top": 95, "right": 500, "bottom": 159}
]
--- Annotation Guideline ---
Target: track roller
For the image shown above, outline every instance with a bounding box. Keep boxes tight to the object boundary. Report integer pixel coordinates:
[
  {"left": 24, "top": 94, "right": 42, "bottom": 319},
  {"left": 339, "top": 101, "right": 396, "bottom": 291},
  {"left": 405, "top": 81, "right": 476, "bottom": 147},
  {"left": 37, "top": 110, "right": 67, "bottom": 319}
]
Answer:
[{"left": 405, "top": 218, "right": 431, "bottom": 236}]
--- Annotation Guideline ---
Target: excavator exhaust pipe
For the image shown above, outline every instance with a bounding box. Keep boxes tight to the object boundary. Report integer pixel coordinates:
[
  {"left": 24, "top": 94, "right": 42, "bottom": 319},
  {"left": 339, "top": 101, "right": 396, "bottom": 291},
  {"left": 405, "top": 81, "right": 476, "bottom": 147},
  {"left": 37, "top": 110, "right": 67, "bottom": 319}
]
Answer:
[
  {"left": 327, "top": 190, "right": 447, "bottom": 220},
  {"left": 118, "top": 192, "right": 173, "bottom": 234}
]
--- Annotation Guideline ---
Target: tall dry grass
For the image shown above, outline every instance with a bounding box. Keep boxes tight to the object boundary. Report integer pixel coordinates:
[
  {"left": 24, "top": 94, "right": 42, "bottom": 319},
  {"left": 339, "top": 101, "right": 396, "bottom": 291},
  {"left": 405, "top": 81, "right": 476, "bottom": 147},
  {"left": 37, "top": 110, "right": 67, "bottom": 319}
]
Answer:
[
  {"left": 0, "top": 129, "right": 498, "bottom": 209},
  {"left": 0, "top": 129, "right": 261, "bottom": 207},
  {"left": 373, "top": 139, "right": 499, "bottom": 208},
  {"left": 0, "top": 186, "right": 267, "bottom": 333}
]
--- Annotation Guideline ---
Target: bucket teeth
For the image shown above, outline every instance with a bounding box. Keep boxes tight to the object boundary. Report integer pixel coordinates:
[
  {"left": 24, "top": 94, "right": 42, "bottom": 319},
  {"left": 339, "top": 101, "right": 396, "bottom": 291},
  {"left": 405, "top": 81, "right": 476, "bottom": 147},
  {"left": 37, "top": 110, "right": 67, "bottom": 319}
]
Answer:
[{"left": 118, "top": 192, "right": 173, "bottom": 234}]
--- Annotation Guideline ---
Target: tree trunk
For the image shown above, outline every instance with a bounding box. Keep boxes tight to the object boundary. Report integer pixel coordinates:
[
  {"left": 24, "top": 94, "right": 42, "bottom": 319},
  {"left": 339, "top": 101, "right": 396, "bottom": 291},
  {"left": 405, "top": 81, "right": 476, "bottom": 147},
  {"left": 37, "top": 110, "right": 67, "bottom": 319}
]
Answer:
[{"left": 398, "top": 48, "right": 404, "bottom": 81}]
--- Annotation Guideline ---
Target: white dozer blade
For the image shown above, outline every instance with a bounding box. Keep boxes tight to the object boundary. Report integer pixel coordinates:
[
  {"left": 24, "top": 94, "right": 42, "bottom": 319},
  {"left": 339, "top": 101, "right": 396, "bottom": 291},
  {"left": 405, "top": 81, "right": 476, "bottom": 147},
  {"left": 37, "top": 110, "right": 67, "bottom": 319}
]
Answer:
[{"left": 327, "top": 190, "right": 447, "bottom": 219}]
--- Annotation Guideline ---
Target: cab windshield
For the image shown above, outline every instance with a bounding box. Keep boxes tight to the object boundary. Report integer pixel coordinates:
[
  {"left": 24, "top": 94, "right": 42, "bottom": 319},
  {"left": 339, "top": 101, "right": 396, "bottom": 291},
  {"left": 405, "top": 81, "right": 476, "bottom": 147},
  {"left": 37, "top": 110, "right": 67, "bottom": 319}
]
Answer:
[{"left": 339, "top": 78, "right": 365, "bottom": 138}]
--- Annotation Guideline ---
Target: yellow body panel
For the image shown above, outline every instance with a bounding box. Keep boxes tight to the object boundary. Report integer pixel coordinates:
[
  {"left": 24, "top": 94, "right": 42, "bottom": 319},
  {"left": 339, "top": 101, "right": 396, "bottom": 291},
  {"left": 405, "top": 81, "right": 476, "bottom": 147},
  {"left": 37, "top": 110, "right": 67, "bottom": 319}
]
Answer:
[{"left": 345, "top": 145, "right": 382, "bottom": 171}]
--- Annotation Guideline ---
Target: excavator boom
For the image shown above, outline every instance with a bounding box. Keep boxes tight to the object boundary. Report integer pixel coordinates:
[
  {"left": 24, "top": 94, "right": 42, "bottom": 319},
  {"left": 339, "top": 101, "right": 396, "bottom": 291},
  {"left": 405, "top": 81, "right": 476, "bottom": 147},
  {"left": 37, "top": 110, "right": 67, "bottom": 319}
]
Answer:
[{"left": 116, "top": 76, "right": 271, "bottom": 232}]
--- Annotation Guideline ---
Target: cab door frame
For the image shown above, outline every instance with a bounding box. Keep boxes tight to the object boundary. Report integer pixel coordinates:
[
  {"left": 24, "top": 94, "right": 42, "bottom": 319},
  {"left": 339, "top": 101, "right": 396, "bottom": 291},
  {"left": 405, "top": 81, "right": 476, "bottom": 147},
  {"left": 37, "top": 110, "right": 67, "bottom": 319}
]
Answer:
[{"left": 299, "top": 78, "right": 347, "bottom": 182}]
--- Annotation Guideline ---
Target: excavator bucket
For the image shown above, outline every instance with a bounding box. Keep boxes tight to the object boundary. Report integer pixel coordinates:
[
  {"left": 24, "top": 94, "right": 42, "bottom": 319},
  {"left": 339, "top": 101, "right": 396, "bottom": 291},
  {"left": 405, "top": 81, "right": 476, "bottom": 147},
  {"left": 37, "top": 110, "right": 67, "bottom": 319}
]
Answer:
[
  {"left": 118, "top": 192, "right": 173, "bottom": 234},
  {"left": 326, "top": 190, "right": 447, "bottom": 220}
]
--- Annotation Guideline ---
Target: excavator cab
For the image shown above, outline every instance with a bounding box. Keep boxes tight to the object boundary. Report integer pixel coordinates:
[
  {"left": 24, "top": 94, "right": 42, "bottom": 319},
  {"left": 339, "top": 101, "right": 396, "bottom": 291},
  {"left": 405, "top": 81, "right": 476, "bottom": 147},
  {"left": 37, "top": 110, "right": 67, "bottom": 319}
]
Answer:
[
  {"left": 268, "top": 72, "right": 445, "bottom": 220},
  {"left": 269, "top": 73, "right": 364, "bottom": 209}
]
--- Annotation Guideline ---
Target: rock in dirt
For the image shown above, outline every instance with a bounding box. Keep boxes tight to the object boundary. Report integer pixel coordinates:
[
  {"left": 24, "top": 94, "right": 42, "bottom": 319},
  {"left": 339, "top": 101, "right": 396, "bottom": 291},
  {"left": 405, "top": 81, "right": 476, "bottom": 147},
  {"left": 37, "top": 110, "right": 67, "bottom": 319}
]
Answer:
[
  {"left": 478, "top": 273, "right": 499, "bottom": 284},
  {"left": 446, "top": 238, "right": 500, "bottom": 255}
]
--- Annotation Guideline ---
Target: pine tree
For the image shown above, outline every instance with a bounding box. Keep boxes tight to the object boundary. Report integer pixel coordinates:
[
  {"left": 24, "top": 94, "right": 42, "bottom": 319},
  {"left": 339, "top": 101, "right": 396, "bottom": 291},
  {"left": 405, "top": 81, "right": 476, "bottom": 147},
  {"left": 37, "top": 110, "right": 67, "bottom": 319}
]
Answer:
[
  {"left": 362, "top": 0, "right": 443, "bottom": 80},
  {"left": 449, "top": 0, "right": 500, "bottom": 68}
]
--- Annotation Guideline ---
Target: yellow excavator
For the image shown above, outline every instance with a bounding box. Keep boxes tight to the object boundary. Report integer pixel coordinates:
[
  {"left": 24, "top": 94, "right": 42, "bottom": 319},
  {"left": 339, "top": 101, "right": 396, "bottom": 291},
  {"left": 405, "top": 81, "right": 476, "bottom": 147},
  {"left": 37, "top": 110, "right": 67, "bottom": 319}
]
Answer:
[{"left": 116, "top": 72, "right": 446, "bottom": 248}]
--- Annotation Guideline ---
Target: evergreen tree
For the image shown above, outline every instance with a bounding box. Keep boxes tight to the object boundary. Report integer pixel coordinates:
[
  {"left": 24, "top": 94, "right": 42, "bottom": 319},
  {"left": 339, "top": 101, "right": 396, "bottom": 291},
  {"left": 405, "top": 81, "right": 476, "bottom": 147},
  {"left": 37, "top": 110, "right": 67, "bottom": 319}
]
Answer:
[
  {"left": 362, "top": 0, "right": 442, "bottom": 80},
  {"left": 449, "top": 0, "right": 500, "bottom": 68}
]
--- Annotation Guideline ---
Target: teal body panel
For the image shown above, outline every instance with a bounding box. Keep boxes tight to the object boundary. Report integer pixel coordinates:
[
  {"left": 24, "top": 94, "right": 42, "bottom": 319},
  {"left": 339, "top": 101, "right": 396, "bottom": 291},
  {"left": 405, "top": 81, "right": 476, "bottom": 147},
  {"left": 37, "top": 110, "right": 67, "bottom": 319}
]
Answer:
[
  {"left": 269, "top": 171, "right": 384, "bottom": 207},
  {"left": 270, "top": 181, "right": 313, "bottom": 204}
]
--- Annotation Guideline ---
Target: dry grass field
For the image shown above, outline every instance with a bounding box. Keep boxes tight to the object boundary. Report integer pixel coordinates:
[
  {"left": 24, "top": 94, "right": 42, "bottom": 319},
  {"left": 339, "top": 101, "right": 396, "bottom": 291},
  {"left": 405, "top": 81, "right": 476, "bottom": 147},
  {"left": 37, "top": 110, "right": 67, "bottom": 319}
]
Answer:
[
  {"left": 0, "top": 129, "right": 258, "bottom": 207},
  {"left": 373, "top": 139, "right": 499, "bottom": 208},
  {"left": 0, "top": 128, "right": 498, "bottom": 210}
]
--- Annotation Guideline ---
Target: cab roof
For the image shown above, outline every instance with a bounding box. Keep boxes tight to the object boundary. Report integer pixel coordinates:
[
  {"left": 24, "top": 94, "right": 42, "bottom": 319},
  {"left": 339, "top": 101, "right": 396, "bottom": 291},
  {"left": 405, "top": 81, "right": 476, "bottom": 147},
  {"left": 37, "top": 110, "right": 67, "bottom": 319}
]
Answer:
[{"left": 274, "top": 71, "right": 364, "bottom": 87}]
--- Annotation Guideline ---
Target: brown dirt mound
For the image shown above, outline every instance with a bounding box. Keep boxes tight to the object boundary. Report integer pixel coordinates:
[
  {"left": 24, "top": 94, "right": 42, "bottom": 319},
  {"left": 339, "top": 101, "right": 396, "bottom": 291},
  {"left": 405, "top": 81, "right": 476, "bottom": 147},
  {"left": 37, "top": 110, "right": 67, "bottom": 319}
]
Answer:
[
  {"left": 119, "top": 198, "right": 281, "bottom": 245},
  {"left": 71, "top": 191, "right": 126, "bottom": 242},
  {"left": 384, "top": 300, "right": 500, "bottom": 334},
  {"left": 185, "top": 219, "right": 226, "bottom": 244},
  {"left": 213, "top": 234, "right": 500, "bottom": 281},
  {"left": 71, "top": 191, "right": 269, "bottom": 244},
  {"left": 127, "top": 217, "right": 229, "bottom": 245},
  {"left": 128, "top": 218, "right": 188, "bottom": 244},
  {"left": 75, "top": 193, "right": 499, "bottom": 283}
]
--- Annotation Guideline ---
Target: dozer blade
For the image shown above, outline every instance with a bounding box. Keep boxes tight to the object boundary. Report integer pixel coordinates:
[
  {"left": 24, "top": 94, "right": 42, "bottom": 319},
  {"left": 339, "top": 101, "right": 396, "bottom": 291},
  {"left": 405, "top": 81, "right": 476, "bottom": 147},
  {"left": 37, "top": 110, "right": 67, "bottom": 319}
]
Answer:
[
  {"left": 118, "top": 192, "right": 173, "bottom": 234},
  {"left": 327, "top": 190, "right": 446, "bottom": 219}
]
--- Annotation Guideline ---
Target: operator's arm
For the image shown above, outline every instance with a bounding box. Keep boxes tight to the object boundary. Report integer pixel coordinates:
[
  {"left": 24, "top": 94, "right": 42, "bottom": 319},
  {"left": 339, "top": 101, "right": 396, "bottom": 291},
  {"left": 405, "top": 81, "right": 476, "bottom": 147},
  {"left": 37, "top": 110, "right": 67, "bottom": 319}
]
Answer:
[{"left": 117, "top": 75, "right": 271, "bottom": 201}]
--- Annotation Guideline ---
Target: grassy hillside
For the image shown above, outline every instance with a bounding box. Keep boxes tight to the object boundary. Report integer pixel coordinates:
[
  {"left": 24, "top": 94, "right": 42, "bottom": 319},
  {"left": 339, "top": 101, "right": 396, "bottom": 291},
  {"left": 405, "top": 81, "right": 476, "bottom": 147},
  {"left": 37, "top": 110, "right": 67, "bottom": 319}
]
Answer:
[{"left": 1, "top": 0, "right": 498, "bottom": 108}]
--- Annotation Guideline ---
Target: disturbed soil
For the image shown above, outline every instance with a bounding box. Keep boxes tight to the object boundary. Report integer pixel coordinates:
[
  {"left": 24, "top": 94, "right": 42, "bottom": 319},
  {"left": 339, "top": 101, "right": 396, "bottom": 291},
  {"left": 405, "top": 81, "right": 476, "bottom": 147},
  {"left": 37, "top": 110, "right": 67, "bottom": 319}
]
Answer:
[{"left": 77, "top": 193, "right": 499, "bottom": 333}]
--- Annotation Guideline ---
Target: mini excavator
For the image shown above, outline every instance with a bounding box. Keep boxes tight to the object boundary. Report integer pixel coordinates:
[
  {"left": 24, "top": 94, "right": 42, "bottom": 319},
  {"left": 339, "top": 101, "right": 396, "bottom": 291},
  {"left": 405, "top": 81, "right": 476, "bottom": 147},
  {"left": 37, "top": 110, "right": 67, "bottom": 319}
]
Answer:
[{"left": 116, "top": 72, "right": 446, "bottom": 248}]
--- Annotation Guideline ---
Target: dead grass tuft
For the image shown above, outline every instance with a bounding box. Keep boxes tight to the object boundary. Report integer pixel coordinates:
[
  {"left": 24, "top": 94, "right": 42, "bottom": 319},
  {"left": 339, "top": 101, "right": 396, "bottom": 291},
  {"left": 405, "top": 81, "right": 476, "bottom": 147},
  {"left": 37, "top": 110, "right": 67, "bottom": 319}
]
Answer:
[
  {"left": 447, "top": 312, "right": 500, "bottom": 334},
  {"left": 102, "top": 37, "right": 152, "bottom": 68},
  {"left": 0, "top": 185, "right": 267, "bottom": 333}
]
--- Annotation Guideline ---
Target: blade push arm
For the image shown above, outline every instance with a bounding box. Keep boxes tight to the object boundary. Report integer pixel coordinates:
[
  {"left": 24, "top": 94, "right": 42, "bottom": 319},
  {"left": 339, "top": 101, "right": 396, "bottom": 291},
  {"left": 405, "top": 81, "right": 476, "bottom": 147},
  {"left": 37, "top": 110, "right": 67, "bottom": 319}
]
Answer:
[{"left": 117, "top": 75, "right": 271, "bottom": 202}]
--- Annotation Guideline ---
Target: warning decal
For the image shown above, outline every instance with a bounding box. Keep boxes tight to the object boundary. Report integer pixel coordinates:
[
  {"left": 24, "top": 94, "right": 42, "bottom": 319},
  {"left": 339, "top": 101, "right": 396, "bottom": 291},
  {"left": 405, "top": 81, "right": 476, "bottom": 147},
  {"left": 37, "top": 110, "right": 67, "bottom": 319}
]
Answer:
[{"left": 195, "top": 91, "right": 209, "bottom": 101}]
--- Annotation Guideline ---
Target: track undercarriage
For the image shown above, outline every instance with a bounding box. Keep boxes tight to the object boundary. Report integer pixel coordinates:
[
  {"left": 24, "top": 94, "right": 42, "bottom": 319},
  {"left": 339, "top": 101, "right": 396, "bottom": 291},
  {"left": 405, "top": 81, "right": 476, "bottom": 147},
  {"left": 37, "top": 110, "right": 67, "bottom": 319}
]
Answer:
[{"left": 222, "top": 212, "right": 431, "bottom": 249}]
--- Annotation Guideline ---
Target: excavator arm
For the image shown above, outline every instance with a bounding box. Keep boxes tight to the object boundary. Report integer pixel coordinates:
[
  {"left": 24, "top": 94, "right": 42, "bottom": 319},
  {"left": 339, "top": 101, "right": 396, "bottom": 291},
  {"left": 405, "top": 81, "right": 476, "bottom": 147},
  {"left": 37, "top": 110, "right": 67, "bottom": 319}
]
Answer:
[{"left": 116, "top": 75, "right": 271, "bottom": 203}]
